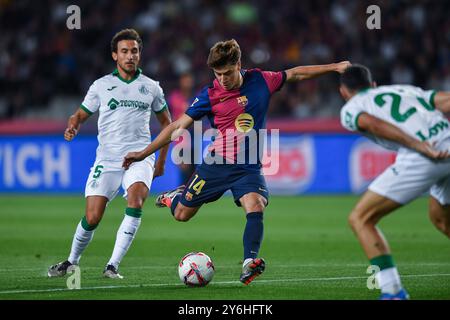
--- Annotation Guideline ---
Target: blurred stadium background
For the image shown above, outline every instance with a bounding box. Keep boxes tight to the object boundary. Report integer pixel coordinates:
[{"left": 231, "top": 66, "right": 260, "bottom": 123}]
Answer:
[
  {"left": 2, "top": 0, "right": 449, "bottom": 194},
  {"left": 0, "top": 0, "right": 449, "bottom": 300}
]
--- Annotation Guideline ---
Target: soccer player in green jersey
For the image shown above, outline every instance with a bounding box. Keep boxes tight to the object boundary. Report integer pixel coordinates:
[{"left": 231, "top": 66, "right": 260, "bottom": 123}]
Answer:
[{"left": 48, "top": 29, "right": 172, "bottom": 279}]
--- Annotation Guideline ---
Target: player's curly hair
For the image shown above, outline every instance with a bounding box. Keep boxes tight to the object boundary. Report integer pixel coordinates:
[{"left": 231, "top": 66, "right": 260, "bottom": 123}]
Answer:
[
  {"left": 207, "top": 39, "right": 241, "bottom": 68},
  {"left": 111, "top": 28, "right": 143, "bottom": 53}
]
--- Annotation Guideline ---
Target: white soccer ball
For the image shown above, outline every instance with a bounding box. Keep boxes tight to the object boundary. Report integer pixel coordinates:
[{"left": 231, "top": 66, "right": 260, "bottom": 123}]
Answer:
[{"left": 178, "top": 252, "right": 215, "bottom": 287}]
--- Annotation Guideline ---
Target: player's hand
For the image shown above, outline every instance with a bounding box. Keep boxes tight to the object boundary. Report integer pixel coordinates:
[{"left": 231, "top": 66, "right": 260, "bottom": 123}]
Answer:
[
  {"left": 122, "top": 151, "right": 144, "bottom": 170},
  {"left": 417, "top": 141, "right": 450, "bottom": 160},
  {"left": 64, "top": 125, "right": 78, "bottom": 141},
  {"left": 153, "top": 162, "right": 165, "bottom": 178},
  {"left": 335, "top": 61, "right": 352, "bottom": 74}
]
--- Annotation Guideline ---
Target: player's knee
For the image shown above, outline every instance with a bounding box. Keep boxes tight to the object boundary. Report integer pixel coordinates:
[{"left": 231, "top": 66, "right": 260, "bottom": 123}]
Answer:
[
  {"left": 174, "top": 213, "right": 190, "bottom": 222},
  {"left": 253, "top": 202, "right": 266, "bottom": 213},
  {"left": 173, "top": 207, "right": 194, "bottom": 222},
  {"left": 348, "top": 211, "right": 359, "bottom": 231},
  {"left": 349, "top": 204, "right": 384, "bottom": 232},
  {"left": 348, "top": 209, "right": 370, "bottom": 231},
  {"left": 245, "top": 197, "right": 266, "bottom": 213}
]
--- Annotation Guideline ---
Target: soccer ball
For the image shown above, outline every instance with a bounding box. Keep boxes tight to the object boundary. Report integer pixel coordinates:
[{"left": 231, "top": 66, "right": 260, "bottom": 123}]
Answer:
[{"left": 178, "top": 252, "right": 215, "bottom": 287}]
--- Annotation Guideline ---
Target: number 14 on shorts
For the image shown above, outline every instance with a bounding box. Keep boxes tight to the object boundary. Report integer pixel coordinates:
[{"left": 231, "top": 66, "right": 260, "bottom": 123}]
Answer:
[{"left": 188, "top": 174, "right": 205, "bottom": 195}]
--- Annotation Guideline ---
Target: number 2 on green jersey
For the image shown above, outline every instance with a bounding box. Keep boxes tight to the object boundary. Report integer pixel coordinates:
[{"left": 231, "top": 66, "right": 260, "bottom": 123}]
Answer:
[{"left": 374, "top": 92, "right": 434, "bottom": 122}]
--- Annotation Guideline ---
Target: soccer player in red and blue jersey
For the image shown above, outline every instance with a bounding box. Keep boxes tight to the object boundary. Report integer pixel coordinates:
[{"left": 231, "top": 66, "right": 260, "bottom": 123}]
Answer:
[{"left": 123, "top": 39, "right": 350, "bottom": 284}]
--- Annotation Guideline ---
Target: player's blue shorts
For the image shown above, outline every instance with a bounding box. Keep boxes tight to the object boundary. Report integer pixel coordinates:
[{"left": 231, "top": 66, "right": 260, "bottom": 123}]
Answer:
[{"left": 179, "top": 162, "right": 269, "bottom": 208}]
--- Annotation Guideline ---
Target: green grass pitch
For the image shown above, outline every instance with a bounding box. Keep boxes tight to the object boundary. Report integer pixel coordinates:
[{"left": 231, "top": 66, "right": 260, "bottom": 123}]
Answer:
[{"left": 0, "top": 195, "right": 449, "bottom": 300}]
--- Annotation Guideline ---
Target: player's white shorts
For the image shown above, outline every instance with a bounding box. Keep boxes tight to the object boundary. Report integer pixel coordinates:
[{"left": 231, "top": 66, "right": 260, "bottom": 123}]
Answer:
[
  {"left": 369, "top": 149, "right": 450, "bottom": 205},
  {"left": 85, "top": 155, "right": 155, "bottom": 201}
]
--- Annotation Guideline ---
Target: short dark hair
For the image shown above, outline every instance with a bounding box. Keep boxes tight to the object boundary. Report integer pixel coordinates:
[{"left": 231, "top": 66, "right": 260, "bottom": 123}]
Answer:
[
  {"left": 207, "top": 39, "right": 241, "bottom": 68},
  {"left": 340, "top": 64, "right": 373, "bottom": 91},
  {"left": 111, "top": 28, "right": 143, "bottom": 53}
]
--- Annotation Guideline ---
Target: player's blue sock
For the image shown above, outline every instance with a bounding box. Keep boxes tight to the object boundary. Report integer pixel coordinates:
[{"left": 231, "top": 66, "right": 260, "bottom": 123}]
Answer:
[
  {"left": 243, "top": 212, "right": 264, "bottom": 260},
  {"left": 170, "top": 194, "right": 181, "bottom": 216}
]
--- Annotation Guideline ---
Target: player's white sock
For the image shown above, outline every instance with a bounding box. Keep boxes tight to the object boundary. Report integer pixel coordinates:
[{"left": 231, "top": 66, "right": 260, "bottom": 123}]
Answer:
[
  {"left": 376, "top": 267, "right": 403, "bottom": 294},
  {"left": 68, "top": 218, "right": 96, "bottom": 265},
  {"left": 107, "top": 214, "right": 141, "bottom": 268}
]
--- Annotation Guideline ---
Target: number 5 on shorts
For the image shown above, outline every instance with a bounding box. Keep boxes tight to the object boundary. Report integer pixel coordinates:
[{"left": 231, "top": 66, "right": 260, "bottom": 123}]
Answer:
[
  {"left": 188, "top": 174, "right": 205, "bottom": 195},
  {"left": 93, "top": 165, "right": 104, "bottom": 179}
]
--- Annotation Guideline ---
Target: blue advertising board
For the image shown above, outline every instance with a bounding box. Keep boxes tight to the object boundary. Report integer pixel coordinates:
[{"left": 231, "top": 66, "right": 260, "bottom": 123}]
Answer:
[
  {"left": 0, "top": 136, "right": 180, "bottom": 194},
  {"left": 0, "top": 134, "right": 395, "bottom": 195}
]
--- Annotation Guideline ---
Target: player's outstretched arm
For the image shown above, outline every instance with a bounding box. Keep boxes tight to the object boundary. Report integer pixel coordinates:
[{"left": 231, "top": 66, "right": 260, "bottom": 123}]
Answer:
[
  {"left": 64, "top": 108, "right": 90, "bottom": 141},
  {"left": 285, "top": 61, "right": 351, "bottom": 82},
  {"left": 357, "top": 112, "right": 450, "bottom": 160},
  {"left": 153, "top": 108, "right": 173, "bottom": 178},
  {"left": 433, "top": 91, "right": 450, "bottom": 113},
  {"left": 123, "top": 113, "right": 194, "bottom": 169}
]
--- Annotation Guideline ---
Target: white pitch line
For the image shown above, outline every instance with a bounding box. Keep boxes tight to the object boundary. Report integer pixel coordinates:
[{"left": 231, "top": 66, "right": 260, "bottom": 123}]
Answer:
[
  {"left": 1, "top": 262, "right": 450, "bottom": 273},
  {"left": 1, "top": 273, "right": 450, "bottom": 295},
  {"left": 0, "top": 264, "right": 361, "bottom": 273},
  {"left": 0, "top": 283, "right": 184, "bottom": 294}
]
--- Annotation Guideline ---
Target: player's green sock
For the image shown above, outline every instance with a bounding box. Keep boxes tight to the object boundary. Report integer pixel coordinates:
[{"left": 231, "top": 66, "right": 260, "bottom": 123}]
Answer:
[
  {"left": 107, "top": 208, "right": 142, "bottom": 268},
  {"left": 370, "top": 254, "right": 403, "bottom": 295},
  {"left": 68, "top": 216, "right": 98, "bottom": 264}
]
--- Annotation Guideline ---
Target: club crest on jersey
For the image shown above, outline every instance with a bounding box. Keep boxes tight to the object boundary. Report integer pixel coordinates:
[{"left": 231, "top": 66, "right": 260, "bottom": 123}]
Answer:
[
  {"left": 185, "top": 192, "right": 193, "bottom": 201},
  {"left": 139, "top": 84, "right": 150, "bottom": 95},
  {"left": 108, "top": 98, "right": 119, "bottom": 110},
  {"left": 237, "top": 96, "right": 248, "bottom": 107},
  {"left": 235, "top": 113, "right": 254, "bottom": 133},
  {"left": 90, "top": 180, "right": 99, "bottom": 189}
]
